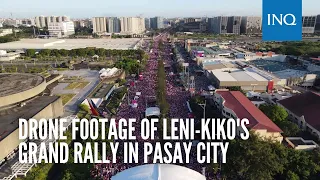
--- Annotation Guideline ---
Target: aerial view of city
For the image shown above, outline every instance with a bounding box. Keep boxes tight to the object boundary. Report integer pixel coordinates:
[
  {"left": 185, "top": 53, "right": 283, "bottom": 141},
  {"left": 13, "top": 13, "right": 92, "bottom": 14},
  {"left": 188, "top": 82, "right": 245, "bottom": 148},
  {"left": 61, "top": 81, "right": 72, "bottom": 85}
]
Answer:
[{"left": 0, "top": 0, "right": 320, "bottom": 179}]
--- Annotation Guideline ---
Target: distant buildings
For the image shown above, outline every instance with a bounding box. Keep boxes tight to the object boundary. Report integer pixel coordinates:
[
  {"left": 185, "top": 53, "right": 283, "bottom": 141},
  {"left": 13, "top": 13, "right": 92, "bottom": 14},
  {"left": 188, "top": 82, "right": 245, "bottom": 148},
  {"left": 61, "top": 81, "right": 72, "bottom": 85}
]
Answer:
[
  {"left": 302, "top": 16, "right": 317, "bottom": 34},
  {"left": 150, "top": 17, "right": 164, "bottom": 29},
  {"left": 227, "top": 16, "right": 241, "bottom": 34},
  {"left": 315, "top": 15, "right": 320, "bottom": 34},
  {"left": 73, "top": 19, "right": 91, "bottom": 28},
  {"left": 35, "top": 15, "right": 70, "bottom": 28},
  {"left": 212, "top": 16, "right": 228, "bottom": 34},
  {"left": 107, "top": 17, "right": 121, "bottom": 33},
  {"left": 120, "top": 17, "right": 145, "bottom": 34},
  {"left": 92, "top": 17, "right": 107, "bottom": 34},
  {"left": 48, "top": 21, "right": 75, "bottom": 37},
  {"left": 145, "top": 18, "right": 150, "bottom": 30},
  {"left": 240, "top": 16, "right": 262, "bottom": 35}
]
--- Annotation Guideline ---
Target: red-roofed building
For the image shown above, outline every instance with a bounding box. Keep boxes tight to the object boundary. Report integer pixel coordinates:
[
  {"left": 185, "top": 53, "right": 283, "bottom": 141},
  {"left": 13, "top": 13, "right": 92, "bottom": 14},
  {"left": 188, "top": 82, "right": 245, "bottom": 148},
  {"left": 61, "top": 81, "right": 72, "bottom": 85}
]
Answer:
[
  {"left": 278, "top": 92, "right": 320, "bottom": 140},
  {"left": 214, "top": 90, "right": 283, "bottom": 142}
]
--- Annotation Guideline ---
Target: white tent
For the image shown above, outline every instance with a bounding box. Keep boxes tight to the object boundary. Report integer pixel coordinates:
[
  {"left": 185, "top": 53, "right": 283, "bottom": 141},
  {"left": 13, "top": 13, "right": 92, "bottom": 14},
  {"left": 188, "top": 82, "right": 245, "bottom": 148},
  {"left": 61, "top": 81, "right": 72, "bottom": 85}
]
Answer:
[
  {"left": 111, "top": 164, "right": 206, "bottom": 180},
  {"left": 100, "top": 67, "right": 120, "bottom": 78}
]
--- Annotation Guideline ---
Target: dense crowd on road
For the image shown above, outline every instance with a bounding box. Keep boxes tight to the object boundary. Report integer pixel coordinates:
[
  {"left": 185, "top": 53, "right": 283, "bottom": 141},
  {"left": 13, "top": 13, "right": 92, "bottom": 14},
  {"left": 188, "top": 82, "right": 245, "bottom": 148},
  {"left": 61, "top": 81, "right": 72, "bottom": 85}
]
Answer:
[{"left": 91, "top": 34, "right": 217, "bottom": 179}]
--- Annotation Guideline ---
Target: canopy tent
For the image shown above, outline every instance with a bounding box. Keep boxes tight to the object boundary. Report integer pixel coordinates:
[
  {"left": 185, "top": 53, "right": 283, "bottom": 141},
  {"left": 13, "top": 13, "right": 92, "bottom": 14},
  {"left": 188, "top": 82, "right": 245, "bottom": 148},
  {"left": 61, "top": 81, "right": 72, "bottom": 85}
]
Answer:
[
  {"left": 111, "top": 164, "right": 206, "bottom": 180},
  {"left": 145, "top": 107, "right": 160, "bottom": 117}
]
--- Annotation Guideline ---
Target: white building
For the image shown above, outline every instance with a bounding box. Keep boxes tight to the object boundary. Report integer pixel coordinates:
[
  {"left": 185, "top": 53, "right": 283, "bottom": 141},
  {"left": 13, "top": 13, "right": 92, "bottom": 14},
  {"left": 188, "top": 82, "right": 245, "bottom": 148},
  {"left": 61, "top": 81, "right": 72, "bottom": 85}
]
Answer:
[
  {"left": 48, "top": 21, "right": 75, "bottom": 37},
  {"left": 120, "top": 17, "right": 145, "bottom": 35},
  {"left": 92, "top": 17, "right": 107, "bottom": 34},
  {"left": 35, "top": 16, "right": 71, "bottom": 28},
  {"left": 302, "top": 16, "right": 317, "bottom": 34},
  {"left": 0, "top": 50, "right": 20, "bottom": 61},
  {"left": 0, "top": 29, "right": 13, "bottom": 37}
]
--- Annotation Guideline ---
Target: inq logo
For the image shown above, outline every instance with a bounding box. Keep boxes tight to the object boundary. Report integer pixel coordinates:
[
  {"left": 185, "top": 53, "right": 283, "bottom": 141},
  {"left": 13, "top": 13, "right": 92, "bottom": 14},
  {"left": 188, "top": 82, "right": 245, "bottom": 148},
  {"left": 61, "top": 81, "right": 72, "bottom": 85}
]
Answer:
[{"left": 267, "top": 14, "right": 297, "bottom": 26}]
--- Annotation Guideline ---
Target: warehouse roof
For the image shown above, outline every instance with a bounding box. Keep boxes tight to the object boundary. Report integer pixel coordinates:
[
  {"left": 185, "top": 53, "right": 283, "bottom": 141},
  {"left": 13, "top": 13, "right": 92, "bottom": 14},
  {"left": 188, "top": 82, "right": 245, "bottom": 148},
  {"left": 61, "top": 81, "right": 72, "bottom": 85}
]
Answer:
[
  {"left": 0, "top": 38, "right": 141, "bottom": 50},
  {"left": 209, "top": 68, "right": 268, "bottom": 82}
]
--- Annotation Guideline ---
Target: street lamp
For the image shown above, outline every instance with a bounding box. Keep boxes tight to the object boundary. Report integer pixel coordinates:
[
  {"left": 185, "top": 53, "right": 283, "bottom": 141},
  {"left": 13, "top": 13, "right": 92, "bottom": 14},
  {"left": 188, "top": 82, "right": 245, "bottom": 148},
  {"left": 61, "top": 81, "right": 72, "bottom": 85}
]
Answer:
[{"left": 199, "top": 100, "right": 206, "bottom": 119}]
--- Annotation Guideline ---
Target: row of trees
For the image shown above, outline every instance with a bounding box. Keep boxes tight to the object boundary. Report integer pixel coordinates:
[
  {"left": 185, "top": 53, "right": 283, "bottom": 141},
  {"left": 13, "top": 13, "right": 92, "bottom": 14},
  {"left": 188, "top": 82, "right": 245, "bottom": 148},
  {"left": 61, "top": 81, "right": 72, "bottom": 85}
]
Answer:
[
  {"left": 271, "top": 42, "right": 320, "bottom": 57},
  {"left": 25, "top": 48, "right": 146, "bottom": 60},
  {"left": 213, "top": 133, "right": 320, "bottom": 180}
]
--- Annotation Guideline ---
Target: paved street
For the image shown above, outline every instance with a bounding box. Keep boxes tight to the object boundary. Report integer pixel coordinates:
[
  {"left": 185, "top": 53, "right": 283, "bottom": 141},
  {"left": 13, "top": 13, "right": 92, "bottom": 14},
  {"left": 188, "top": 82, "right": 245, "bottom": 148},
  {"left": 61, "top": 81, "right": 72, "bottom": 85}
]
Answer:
[{"left": 54, "top": 69, "right": 100, "bottom": 116}]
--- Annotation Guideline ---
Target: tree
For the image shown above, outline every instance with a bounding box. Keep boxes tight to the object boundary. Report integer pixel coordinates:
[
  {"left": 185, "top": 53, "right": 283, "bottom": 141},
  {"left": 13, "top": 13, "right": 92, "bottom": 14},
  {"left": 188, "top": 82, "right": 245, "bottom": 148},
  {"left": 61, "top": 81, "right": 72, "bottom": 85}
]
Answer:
[
  {"left": 222, "top": 133, "right": 286, "bottom": 180},
  {"left": 227, "top": 86, "right": 246, "bottom": 95},
  {"left": 259, "top": 104, "right": 288, "bottom": 123},
  {"left": 278, "top": 121, "right": 300, "bottom": 137},
  {"left": 78, "top": 104, "right": 90, "bottom": 112},
  {"left": 25, "top": 49, "right": 36, "bottom": 57}
]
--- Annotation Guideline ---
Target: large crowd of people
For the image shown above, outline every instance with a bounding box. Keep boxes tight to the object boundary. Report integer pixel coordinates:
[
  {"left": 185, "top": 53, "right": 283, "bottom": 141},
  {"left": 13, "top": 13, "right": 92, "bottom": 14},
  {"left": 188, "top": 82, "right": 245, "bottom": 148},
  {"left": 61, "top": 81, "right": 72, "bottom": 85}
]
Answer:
[{"left": 91, "top": 34, "right": 217, "bottom": 179}]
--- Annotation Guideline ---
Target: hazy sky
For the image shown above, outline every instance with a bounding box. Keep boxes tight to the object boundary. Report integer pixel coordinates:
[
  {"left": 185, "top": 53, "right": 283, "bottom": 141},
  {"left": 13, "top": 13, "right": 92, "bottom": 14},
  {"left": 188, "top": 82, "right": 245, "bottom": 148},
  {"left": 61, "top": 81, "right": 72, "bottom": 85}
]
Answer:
[{"left": 0, "top": 0, "right": 319, "bottom": 18}]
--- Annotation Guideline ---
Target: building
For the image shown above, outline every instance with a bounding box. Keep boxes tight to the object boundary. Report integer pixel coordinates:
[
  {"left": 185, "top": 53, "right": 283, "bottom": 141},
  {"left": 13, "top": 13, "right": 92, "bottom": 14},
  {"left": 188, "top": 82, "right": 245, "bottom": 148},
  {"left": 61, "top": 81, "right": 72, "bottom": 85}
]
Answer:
[
  {"left": 315, "top": 15, "right": 320, "bottom": 34},
  {"left": 0, "top": 73, "right": 64, "bottom": 164},
  {"left": 207, "top": 17, "right": 215, "bottom": 33},
  {"left": 302, "top": 16, "right": 317, "bottom": 34},
  {"left": 19, "top": 18, "right": 35, "bottom": 27},
  {"left": 120, "top": 17, "right": 145, "bottom": 35},
  {"left": 285, "top": 137, "right": 318, "bottom": 151},
  {"left": 0, "top": 29, "right": 13, "bottom": 37},
  {"left": 145, "top": 18, "right": 150, "bottom": 29},
  {"left": 278, "top": 92, "right": 320, "bottom": 139},
  {"left": 227, "top": 16, "right": 241, "bottom": 34},
  {"left": 35, "top": 16, "right": 70, "bottom": 28},
  {"left": 92, "top": 17, "right": 107, "bottom": 34},
  {"left": 35, "top": 16, "right": 47, "bottom": 28},
  {"left": 150, "top": 17, "right": 164, "bottom": 29},
  {"left": 207, "top": 68, "right": 270, "bottom": 92},
  {"left": 240, "top": 16, "right": 262, "bottom": 34},
  {"left": 212, "top": 16, "right": 228, "bottom": 34},
  {"left": 214, "top": 90, "right": 283, "bottom": 142},
  {"left": 107, "top": 17, "right": 121, "bottom": 33},
  {"left": 184, "top": 18, "right": 196, "bottom": 23},
  {"left": 48, "top": 21, "right": 75, "bottom": 37},
  {"left": 0, "top": 50, "right": 20, "bottom": 61}
]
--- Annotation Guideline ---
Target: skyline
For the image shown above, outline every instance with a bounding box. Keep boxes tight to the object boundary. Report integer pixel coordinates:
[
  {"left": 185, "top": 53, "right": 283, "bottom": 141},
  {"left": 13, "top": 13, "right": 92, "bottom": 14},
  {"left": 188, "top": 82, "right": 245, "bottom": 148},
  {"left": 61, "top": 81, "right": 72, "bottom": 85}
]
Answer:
[{"left": 0, "top": 0, "right": 319, "bottom": 18}]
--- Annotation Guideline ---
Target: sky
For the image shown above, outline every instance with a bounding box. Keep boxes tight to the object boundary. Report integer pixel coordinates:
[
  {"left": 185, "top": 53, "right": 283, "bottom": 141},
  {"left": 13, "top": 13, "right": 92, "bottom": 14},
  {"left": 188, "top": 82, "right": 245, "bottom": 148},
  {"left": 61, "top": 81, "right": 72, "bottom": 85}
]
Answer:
[{"left": 0, "top": 0, "right": 319, "bottom": 18}]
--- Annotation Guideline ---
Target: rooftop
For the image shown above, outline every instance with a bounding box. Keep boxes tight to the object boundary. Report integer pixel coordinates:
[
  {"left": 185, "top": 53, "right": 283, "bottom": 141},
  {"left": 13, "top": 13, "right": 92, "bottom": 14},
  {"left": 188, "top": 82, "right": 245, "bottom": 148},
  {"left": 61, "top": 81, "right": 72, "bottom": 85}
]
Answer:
[
  {"left": 210, "top": 68, "right": 268, "bottom": 82},
  {"left": 216, "top": 90, "right": 282, "bottom": 132},
  {"left": 0, "top": 38, "right": 141, "bottom": 50},
  {"left": 278, "top": 92, "right": 320, "bottom": 131},
  {"left": 0, "top": 96, "right": 60, "bottom": 141},
  {"left": 0, "top": 73, "right": 45, "bottom": 97}
]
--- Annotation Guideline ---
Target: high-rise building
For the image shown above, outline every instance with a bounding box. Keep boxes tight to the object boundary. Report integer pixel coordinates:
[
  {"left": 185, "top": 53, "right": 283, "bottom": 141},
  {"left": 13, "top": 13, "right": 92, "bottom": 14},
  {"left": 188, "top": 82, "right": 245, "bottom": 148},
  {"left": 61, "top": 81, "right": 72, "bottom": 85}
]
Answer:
[
  {"left": 107, "top": 17, "right": 121, "bottom": 33},
  {"left": 212, "top": 16, "right": 228, "bottom": 34},
  {"left": 227, "top": 16, "right": 241, "bottom": 34},
  {"left": 48, "top": 21, "right": 75, "bottom": 37},
  {"left": 92, "top": 17, "right": 107, "bottom": 34},
  {"left": 120, "top": 17, "right": 145, "bottom": 34},
  {"left": 150, "top": 17, "right": 164, "bottom": 29},
  {"left": 315, "top": 15, "right": 320, "bottom": 34},
  {"left": 35, "top": 16, "right": 47, "bottom": 28},
  {"left": 35, "top": 16, "right": 70, "bottom": 28},
  {"left": 145, "top": 18, "right": 150, "bottom": 29},
  {"left": 207, "top": 18, "right": 215, "bottom": 33},
  {"left": 302, "top": 16, "right": 317, "bottom": 34},
  {"left": 184, "top": 18, "right": 196, "bottom": 23},
  {"left": 240, "top": 16, "right": 262, "bottom": 34}
]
